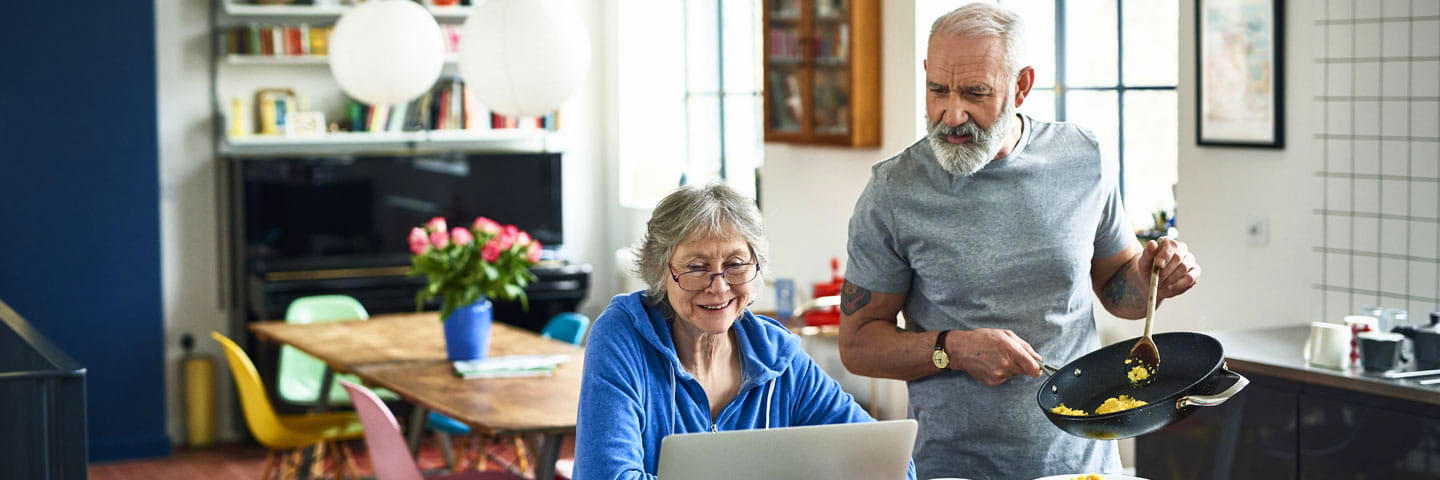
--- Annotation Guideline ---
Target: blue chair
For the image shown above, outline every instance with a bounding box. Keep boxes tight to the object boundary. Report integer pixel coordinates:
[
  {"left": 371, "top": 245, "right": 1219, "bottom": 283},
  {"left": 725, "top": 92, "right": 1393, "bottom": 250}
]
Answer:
[
  {"left": 429, "top": 312, "right": 591, "bottom": 470},
  {"left": 540, "top": 312, "right": 591, "bottom": 346}
]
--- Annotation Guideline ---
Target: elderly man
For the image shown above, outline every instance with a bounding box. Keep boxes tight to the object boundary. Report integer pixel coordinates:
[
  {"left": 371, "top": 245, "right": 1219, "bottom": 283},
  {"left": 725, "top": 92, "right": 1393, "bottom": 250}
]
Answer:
[{"left": 838, "top": 4, "right": 1201, "bottom": 479}]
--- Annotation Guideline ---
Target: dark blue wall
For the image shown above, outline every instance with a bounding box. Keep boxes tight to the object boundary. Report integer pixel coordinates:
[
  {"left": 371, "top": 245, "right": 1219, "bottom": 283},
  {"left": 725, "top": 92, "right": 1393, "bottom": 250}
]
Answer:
[{"left": 0, "top": 3, "right": 170, "bottom": 461}]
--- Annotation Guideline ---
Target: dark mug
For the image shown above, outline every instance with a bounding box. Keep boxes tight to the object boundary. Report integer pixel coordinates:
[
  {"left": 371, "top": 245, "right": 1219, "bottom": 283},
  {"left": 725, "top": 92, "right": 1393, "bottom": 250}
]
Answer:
[{"left": 1358, "top": 331, "right": 1406, "bottom": 372}]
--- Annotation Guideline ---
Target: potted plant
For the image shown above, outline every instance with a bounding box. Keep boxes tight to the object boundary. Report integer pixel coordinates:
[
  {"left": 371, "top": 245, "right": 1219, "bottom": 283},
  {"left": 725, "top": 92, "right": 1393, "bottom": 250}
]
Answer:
[{"left": 408, "top": 216, "right": 542, "bottom": 361}]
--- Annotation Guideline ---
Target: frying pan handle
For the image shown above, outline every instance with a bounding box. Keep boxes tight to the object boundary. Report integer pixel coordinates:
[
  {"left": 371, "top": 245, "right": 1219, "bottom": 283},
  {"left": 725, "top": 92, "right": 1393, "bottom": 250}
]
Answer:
[{"left": 1177, "top": 364, "right": 1249, "bottom": 408}]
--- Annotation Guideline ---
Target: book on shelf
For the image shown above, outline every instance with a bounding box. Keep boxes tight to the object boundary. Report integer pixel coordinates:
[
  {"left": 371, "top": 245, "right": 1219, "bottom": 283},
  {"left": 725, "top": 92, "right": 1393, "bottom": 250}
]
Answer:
[
  {"left": 237, "top": 76, "right": 560, "bottom": 140},
  {"left": 226, "top": 23, "right": 332, "bottom": 57},
  {"left": 490, "top": 112, "right": 557, "bottom": 130},
  {"left": 452, "top": 354, "right": 570, "bottom": 379},
  {"left": 339, "top": 77, "right": 492, "bottom": 133}
]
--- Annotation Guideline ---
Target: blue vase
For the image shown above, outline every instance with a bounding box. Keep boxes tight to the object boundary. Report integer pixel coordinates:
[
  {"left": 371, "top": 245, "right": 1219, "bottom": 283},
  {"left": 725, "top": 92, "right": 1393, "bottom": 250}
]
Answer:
[{"left": 443, "top": 298, "right": 493, "bottom": 361}]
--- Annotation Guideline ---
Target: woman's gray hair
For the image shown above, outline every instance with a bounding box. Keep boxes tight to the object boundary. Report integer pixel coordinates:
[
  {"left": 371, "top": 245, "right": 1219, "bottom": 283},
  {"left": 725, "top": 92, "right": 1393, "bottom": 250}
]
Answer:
[
  {"left": 633, "top": 182, "right": 769, "bottom": 315},
  {"left": 929, "top": 3, "right": 1027, "bottom": 80}
]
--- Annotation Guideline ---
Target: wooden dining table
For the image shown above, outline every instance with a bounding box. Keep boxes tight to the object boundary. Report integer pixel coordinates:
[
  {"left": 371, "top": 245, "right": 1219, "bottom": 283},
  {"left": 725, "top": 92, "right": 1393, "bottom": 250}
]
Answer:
[{"left": 249, "top": 312, "right": 584, "bottom": 480}]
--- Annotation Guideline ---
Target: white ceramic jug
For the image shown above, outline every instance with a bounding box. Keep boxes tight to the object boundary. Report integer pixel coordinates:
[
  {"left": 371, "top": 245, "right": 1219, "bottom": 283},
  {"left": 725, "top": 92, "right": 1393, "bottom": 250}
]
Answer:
[{"left": 1304, "top": 321, "right": 1351, "bottom": 369}]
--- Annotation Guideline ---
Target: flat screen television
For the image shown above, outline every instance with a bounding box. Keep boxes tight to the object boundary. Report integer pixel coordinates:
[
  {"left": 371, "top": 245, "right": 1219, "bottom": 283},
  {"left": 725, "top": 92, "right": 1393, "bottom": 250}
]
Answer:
[{"left": 242, "top": 152, "right": 563, "bottom": 272}]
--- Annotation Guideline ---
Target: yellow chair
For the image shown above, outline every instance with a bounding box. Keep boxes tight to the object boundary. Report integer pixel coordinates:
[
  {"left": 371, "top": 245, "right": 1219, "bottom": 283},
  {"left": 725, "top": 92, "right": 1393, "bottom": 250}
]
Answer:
[{"left": 212, "top": 332, "right": 365, "bottom": 479}]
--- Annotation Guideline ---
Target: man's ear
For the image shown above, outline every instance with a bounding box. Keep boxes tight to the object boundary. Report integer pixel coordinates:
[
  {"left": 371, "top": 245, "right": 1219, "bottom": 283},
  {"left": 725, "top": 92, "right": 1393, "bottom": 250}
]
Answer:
[{"left": 1013, "top": 66, "right": 1035, "bottom": 108}]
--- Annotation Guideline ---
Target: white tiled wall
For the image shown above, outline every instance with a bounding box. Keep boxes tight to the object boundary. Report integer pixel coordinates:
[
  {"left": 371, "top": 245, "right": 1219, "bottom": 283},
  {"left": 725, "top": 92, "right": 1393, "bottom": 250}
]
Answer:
[{"left": 1315, "top": 1, "right": 1440, "bottom": 324}]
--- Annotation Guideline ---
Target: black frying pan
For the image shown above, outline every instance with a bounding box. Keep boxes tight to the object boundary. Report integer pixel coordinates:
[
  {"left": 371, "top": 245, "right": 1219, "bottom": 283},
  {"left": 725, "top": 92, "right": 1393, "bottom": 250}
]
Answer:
[{"left": 1036, "top": 332, "right": 1249, "bottom": 439}]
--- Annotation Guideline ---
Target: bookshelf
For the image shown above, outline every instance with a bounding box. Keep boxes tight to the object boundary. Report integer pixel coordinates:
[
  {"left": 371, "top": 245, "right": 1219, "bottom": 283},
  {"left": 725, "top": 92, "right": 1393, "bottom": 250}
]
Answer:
[
  {"left": 762, "top": 0, "right": 880, "bottom": 147},
  {"left": 219, "top": 129, "right": 560, "bottom": 157},
  {"left": 211, "top": 0, "right": 556, "bottom": 156},
  {"left": 222, "top": 54, "right": 460, "bottom": 66},
  {"left": 221, "top": 3, "right": 473, "bottom": 21}
]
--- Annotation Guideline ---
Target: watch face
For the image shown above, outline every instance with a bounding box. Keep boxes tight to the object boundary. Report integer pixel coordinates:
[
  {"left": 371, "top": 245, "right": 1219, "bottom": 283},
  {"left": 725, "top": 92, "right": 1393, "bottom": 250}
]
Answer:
[{"left": 932, "top": 349, "right": 949, "bottom": 369}]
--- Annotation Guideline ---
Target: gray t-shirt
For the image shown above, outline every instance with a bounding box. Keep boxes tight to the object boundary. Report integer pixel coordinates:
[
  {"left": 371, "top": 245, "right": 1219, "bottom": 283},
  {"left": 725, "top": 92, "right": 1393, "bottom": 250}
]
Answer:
[{"left": 846, "top": 114, "right": 1133, "bottom": 480}]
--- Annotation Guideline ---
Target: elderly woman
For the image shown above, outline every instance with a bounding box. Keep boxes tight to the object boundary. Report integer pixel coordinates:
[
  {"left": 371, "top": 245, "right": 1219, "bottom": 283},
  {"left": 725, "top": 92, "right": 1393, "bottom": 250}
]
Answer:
[{"left": 573, "top": 182, "right": 914, "bottom": 479}]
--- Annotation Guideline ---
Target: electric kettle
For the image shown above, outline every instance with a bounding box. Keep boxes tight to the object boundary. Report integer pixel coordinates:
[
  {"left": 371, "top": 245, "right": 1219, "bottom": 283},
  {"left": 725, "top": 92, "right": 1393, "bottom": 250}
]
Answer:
[{"left": 1393, "top": 311, "right": 1440, "bottom": 369}]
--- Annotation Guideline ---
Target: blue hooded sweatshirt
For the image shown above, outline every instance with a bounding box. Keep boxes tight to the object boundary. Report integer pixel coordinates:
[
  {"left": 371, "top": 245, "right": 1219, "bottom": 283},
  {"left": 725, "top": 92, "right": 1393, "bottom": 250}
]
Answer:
[{"left": 574, "top": 291, "right": 916, "bottom": 480}]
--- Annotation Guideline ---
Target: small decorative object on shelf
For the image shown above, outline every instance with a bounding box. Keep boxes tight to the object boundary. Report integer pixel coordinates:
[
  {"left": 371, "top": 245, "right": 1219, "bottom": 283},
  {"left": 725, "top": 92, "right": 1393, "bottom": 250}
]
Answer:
[
  {"left": 407, "top": 216, "right": 543, "bottom": 361},
  {"left": 284, "top": 111, "right": 326, "bottom": 136},
  {"left": 228, "top": 97, "right": 249, "bottom": 138},
  {"left": 253, "top": 88, "right": 298, "bottom": 135}
]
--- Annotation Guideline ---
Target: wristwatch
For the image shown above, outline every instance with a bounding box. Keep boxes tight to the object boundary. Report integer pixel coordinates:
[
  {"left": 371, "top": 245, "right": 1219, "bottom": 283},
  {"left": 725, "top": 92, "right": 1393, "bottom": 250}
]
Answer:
[{"left": 932, "top": 330, "right": 951, "bottom": 370}]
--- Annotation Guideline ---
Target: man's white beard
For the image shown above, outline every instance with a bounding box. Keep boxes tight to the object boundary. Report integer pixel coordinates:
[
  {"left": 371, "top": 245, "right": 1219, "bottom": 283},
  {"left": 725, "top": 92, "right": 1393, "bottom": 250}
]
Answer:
[{"left": 927, "top": 100, "right": 1017, "bottom": 176}]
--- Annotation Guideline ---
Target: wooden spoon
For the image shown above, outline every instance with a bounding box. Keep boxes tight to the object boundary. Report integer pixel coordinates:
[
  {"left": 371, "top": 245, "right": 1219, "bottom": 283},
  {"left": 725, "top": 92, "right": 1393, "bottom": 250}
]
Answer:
[{"left": 1126, "top": 264, "right": 1162, "bottom": 387}]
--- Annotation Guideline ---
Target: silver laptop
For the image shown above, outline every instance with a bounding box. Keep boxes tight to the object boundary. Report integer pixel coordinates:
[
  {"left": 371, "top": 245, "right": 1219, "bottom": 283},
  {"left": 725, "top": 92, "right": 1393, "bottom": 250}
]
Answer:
[{"left": 656, "top": 419, "right": 917, "bottom": 480}]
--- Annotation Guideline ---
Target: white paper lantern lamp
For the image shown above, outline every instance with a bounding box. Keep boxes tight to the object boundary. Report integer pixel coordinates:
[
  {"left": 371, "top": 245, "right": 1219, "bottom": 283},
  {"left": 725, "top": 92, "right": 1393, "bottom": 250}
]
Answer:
[
  {"left": 459, "top": 0, "right": 592, "bottom": 118},
  {"left": 328, "top": 0, "right": 446, "bottom": 106}
]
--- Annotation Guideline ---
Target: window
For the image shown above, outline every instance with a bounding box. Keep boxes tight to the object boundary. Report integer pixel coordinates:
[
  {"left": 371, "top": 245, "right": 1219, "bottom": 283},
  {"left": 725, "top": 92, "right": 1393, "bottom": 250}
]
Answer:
[
  {"left": 618, "top": 0, "right": 764, "bottom": 208},
  {"left": 916, "top": 0, "right": 1179, "bottom": 232}
]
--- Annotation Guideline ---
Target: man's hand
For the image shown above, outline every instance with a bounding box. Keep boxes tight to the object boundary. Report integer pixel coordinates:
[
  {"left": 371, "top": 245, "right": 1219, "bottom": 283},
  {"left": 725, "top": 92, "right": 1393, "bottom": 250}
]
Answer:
[
  {"left": 947, "top": 329, "right": 1043, "bottom": 386},
  {"left": 1136, "top": 237, "right": 1200, "bottom": 301}
]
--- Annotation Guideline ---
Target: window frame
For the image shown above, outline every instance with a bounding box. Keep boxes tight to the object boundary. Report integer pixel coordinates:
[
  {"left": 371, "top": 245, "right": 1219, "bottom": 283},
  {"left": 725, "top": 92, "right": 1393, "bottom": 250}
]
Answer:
[
  {"left": 1043, "top": 0, "right": 1179, "bottom": 205},
  {"left": 916, "top": 0, "right": 1181, "bottom": 227}
]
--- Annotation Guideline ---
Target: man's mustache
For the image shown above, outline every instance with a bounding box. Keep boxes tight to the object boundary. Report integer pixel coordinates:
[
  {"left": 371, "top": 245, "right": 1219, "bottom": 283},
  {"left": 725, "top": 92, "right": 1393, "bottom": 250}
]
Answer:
[{"left": 933, "top": 121, "right": 984, "bottom": 140}]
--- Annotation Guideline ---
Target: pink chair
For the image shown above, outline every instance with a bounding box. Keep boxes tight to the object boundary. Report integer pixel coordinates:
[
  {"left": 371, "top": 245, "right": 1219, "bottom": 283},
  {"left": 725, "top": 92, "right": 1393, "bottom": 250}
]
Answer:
[{"left": 339, "top": 379, "right": 527, "bottom": 480}]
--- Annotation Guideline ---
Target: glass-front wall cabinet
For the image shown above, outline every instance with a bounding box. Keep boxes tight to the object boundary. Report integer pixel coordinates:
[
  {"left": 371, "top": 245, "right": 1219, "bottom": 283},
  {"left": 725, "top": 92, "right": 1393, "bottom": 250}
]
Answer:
[{"left": 763, "top": 0, "right": 879, "bottom": 147}]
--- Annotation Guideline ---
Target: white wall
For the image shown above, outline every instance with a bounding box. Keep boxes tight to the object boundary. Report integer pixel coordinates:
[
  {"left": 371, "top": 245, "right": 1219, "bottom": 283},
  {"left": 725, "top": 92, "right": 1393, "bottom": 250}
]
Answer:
[
  {"left": 760, "top": 1, "right": 920, "bottom": 290},
  {"left": 155, "top": 0, "right": 238, "bottom": 443},
  {"left": 1156, "top": 0, "right": 1327, "bottom": 334},
  {"left": 154, "top": 0, "right": 617, "bottom": 443}
]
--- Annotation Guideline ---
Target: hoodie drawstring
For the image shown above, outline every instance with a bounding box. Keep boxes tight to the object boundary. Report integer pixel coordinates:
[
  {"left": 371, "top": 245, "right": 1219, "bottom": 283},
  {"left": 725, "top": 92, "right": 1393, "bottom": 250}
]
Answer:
[
  {"left": 669, "top": 362, "right": 679, "bottom": 437},
  {"left": 764, "top": 377, "right": 776, "bottom": 429}
]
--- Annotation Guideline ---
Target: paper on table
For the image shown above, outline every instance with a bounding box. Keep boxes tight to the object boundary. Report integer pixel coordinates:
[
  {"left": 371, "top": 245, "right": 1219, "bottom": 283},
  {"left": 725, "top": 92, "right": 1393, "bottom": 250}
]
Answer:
[{"left": 453, "top": 354, "right": 570, "bottom": 379}]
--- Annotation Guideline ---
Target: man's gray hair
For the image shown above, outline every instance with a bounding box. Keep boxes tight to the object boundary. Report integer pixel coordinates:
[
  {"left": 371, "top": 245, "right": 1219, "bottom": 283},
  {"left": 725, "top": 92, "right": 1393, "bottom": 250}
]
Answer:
[
  {"left": 633, "top": 182, "right": 770, "bottom": 314},
  {"left": 929, "top": 3, "right": 1027, "bottom": 79}
]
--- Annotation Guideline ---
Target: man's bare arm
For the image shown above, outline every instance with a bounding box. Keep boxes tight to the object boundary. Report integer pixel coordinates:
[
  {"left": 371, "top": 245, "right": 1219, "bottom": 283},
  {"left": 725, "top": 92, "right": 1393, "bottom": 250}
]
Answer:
[
  {"left": 1094, "top": 244, "right": 1148, "bottom": 319},
  {"left": 1093, "top": 238, "right": 1203, "bottom": 319},
  {"left": 837, "top": 281, "right": 941, "bottom": 381},
  {"left": 839, "top": 280, "right": 1046, "bottom": 384}
]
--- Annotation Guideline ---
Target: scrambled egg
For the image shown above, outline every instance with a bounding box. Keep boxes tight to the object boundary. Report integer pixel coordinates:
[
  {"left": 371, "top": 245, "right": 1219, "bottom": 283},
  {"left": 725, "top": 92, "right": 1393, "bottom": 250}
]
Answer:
[
  {"left": 1095, "top": 395, "right": 1148, "bottom": 414},
  {"left": 1069, "top": 475, "right": 1104, "bottom": 480},
  {"left": 1051, "top": 403, "right": 1089, "bottom": 416},
  {"left": 1127, "top": 365, "right": 1151, "bottom": 383}
]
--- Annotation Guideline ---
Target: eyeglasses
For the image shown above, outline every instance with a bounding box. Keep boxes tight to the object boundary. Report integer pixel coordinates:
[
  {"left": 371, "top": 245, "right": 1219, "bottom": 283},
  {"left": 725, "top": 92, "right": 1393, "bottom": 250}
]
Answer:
[{"left": 669, "top": 263, "right": 760, "bottom": 292}]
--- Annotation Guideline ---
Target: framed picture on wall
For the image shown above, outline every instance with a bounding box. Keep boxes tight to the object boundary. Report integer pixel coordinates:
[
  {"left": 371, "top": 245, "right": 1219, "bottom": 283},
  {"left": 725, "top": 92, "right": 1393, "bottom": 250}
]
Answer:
[{"left": 1196, "top": 0, "right": 1284, "bottom": 148}]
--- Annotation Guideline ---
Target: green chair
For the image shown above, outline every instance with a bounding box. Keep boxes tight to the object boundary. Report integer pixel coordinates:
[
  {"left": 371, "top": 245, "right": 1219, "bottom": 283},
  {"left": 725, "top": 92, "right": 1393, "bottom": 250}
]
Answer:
[{"left": 278, "top": 295, "right": 398, "bottom": 406}]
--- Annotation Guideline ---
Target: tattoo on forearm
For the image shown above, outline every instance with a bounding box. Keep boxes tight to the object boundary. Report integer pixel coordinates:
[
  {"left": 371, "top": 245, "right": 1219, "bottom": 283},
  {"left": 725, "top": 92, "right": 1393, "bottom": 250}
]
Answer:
[
  {"left": 1102, "top": 258, "right": 1145, "bottom": 312},
  {"left": 840, "top": 280, "right": 872, "bottom": 315}
]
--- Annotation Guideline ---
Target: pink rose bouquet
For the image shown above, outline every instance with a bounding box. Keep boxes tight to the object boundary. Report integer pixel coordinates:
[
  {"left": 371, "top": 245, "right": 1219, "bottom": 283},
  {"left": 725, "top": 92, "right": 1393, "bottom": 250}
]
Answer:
[{"left": 407, "top": 216, "right": 543, "bottom": 319}]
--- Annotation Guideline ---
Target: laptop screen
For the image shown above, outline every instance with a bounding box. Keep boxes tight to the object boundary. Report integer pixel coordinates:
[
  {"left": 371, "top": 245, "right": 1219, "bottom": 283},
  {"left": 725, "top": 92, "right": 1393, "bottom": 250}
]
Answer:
[{"left": 656, "top": 419, "right": 916, "bottom": 480}]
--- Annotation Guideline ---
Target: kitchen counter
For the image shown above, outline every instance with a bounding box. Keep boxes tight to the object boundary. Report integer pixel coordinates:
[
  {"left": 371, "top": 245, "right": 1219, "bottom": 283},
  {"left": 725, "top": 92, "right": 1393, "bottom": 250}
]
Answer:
[
  {"left": 1138, "top": 324, "right": 1440, "bottom": 479},
  {"left": 1208, "top": 325, "right": 1440, "bottom": 407}
]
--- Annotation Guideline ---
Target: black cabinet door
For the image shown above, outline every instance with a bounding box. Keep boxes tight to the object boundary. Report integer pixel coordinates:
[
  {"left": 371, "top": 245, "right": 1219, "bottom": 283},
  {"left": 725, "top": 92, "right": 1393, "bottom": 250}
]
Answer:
[
  {"left": 1299, "top": 386, "right": 1440, "bottom": 479},
  {"left": 1136, "top": 375, "right": 1299, "bottom": 480}
]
